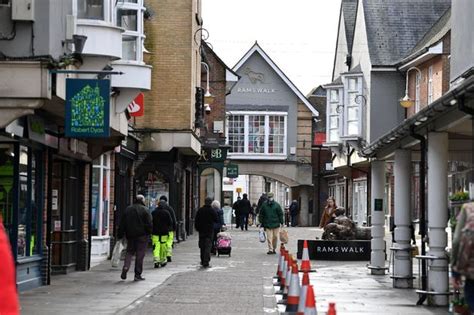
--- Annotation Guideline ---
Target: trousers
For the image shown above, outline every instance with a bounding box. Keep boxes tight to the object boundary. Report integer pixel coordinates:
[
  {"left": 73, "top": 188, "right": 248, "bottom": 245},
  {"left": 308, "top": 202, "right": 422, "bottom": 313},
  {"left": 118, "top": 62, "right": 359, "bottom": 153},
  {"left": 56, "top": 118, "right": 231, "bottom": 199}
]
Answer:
[
  {"left": 151, "top": 234, "right": 168, "bottom": 264},
  {"left": 123, "top": 235, "right": 148, "bottom": 276},
  {"left": 265, "top": 227, "right": 280, "bottom": 252}
]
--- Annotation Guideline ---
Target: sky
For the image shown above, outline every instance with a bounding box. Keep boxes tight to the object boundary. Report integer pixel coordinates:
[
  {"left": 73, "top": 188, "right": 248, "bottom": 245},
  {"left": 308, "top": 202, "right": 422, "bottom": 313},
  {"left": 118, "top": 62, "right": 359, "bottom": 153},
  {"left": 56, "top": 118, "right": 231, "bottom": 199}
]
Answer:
[{"left": 202, "top": 0, "right": 342, "bottom": 95}]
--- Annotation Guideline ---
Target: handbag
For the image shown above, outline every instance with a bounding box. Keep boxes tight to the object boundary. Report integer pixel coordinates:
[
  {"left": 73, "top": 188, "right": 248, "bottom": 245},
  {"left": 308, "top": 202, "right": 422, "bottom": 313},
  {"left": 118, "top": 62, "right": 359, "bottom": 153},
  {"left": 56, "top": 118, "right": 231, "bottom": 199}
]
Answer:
[
  {"left": 111, "top": 238, "right": 126, "bottom": 267},
  {"left": 259, "top": 228, "right": 266, "bottom": 243},
  {"left": 279, "top": 228, "right": 289, "bottom": 244}
]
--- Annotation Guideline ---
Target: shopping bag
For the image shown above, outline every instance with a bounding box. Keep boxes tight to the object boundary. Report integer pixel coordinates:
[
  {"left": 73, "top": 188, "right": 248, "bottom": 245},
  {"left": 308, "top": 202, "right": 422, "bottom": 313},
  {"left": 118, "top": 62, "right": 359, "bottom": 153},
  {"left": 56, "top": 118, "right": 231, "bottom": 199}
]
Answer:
[
  {"left": 259, "top": 228, "right": 266, "bottom": 243},
  {"left": 111, "top": 238, "right": 125, "bottom": 267},
  {"left": 279, "top": 229, "right": 289, "bottom": 244}
]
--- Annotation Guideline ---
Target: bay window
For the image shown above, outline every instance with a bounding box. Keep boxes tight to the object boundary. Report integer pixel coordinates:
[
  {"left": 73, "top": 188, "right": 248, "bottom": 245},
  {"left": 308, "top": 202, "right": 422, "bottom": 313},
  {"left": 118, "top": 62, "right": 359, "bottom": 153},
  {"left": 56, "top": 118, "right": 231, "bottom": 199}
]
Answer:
[
  {"left": 327, "top": 88, "right": 342, "bottom": 143},
  {"left": 117, "top": 0, "right": 144, "bottom": 62},
  {"left": 77, "top": 0, "right": 105, "bottom": 20},
  {"left": 345, "top": 77, "right": 361, "bottom": 136},
  {"left": 227, "top": 112, "right": 287, "bottom": 156},
  {"left": 91, "top": 154, "right": 110, "bottom": 237}
]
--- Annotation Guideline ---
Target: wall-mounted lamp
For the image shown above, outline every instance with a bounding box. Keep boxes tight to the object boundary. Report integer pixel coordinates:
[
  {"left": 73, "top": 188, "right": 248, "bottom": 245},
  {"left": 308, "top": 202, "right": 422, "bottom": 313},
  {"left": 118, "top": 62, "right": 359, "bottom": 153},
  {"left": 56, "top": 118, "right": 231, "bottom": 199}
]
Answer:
[
  {"left": 400, "top": 67, "right": 422, "bottom": 108},
  {"left": 201, "top": 62, "right": 214, "bottom": 114}
]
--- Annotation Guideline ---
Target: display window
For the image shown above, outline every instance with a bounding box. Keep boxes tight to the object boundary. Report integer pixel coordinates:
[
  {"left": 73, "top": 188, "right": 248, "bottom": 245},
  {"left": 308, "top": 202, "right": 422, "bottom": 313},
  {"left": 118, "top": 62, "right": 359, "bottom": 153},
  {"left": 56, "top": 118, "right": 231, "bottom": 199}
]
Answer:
[{"left": 91, "top": 153, "right": 110, "bottom": 237}]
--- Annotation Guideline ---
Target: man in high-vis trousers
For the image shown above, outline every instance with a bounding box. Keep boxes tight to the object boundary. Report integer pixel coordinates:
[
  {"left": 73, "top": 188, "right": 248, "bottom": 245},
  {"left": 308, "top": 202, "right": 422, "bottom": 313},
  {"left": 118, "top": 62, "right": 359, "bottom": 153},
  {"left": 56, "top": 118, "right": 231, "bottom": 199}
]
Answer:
[
  {"left": 158, "top": 196, "right": 177, "bottom": 262},
  {"left": 151, "top": 201, "right": 173, "bottom": 268}
]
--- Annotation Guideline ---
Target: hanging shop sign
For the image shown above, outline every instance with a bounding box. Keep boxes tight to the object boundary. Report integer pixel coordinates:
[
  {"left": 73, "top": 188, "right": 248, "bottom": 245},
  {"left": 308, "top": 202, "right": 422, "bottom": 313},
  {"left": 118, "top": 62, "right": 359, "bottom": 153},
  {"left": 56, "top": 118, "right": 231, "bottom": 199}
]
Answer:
[
  {"left": 65, "top": 79, "right": 110, "bottom": 138},
  {"left": 226, "top": 164, "right": 239, "bottom": 178},
  {"left": 128, "top": 92, "right": 144, "bottom": 117},
  {"left": 199, "top": 147, "right": 228, "bottom": 163}
]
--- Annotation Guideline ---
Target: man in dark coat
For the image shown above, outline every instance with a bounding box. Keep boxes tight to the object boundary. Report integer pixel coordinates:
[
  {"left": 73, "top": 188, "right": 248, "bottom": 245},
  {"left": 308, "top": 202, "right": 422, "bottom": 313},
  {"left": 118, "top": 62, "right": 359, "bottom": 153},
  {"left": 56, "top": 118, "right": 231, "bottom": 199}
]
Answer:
[
  {"left": 151, "top": 202, "right": 173, "bottom": 268},
  {"left": 195, "top": 197, "right": 219, "bottom": 268},
  {"left": 233, "top": 197, "right": 241, "bottom": 228},
  {"left": 289, "top": 200, "right": 299, "bottom": 227},
  {"left": 118, "top": 195, "right": 152, "bottom": 281},
  {"left": 238, "top": 193, "right": 252, "bottom": 231},
  {"left": 158, "top": 196, "right": 177, "bottom": 262}
]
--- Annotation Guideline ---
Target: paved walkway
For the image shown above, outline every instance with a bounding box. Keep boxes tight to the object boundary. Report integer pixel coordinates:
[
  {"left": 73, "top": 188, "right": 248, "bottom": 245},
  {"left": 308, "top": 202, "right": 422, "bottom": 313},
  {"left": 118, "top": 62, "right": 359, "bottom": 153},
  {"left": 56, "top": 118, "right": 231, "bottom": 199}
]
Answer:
[{"left": 20, "top": 227, "right": 450, "bottom": 314}]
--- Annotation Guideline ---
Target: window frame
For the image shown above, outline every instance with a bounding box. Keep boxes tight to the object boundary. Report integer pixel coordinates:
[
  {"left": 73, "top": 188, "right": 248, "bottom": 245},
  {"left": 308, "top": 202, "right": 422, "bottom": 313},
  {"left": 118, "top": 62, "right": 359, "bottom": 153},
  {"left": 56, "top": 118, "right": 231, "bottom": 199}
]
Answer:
[
  {"left": 91, "top": 153, "right": 111, "bottom": 238},
  {"left": 226, "top": 111, "right": 287, "bottom": 158},
  {"left": 343, "top": 75, "right": 363, "bottom": 137},
  {"left": 75, "top": 0, "right": 114, "bottom": 23},
  {"left": 326, "top": 87, "right": 343, "bottom": 143},
  {"left": 116, "top": 0, "right": 145, "bottom": 62}
]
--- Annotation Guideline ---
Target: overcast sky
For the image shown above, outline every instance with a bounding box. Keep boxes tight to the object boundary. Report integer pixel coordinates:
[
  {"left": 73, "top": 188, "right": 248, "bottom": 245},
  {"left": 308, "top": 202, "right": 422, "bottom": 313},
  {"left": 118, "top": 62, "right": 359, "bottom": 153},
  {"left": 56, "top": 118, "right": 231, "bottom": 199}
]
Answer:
[{"left": 202, "top": 0, "right": 342, "bottom": 95}]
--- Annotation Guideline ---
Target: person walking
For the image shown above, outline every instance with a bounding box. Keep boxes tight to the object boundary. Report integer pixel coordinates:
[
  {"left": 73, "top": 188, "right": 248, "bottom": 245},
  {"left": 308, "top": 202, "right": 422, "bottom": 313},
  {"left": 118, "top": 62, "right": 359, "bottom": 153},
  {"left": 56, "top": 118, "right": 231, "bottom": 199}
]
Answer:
[
  {"left": 211, "top": 200, "right": 225, "bottom": 254},
  {"left": 118, "top": 195, "right": 152, "bottom": 281},
  {"left": 233, "top": 197, "right": 241, "bottom": 229},
  {"left": 259, "top": 192, "right": 283, "bottom": 254},
  {"left": 289, "top": 200, "right": 299, "bottom": 227},
  {"left": 251, "top": 203, "right": 258, "bottom": 226},
  {"left": 319, "top": 197, "right": 337, "bottom": 228},
  {"left": 238, "top": 193, "right": 252, "bottom": 231},
  {"left": 195, "top": 197, "right": 219, "bottom": 268},
  {"left": 0, "top": 216, "right": 19, "bottom": 315},
  {"left": 151, "top": 201, "right": 173, "bottom": 268},
  {"left": 158, "top": 195, "right": 177, "bottom": 263}
]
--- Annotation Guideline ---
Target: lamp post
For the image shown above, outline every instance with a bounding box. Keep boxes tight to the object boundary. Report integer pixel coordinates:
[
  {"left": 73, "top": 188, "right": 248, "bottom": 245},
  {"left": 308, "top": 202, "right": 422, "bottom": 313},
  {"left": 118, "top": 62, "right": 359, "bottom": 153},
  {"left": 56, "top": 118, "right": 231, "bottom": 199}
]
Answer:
[
  {"left": 201, "top": 61, "right": 214, "bottom": 113},
  {"left": 400, "top": 67, "right": 422, "bottom": 108}
]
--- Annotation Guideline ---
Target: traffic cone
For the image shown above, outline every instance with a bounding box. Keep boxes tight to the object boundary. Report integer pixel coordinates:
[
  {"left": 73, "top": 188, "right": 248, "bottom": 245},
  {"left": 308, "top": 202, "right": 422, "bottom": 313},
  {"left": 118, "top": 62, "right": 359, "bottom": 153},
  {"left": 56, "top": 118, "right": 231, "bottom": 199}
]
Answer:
[
  {"left": 285, "top": 263, "right": 301, "bottom": 312},
  {"left": 278, "top": 254, "right": 293, "bottom": 304},
  {"left": 273, "top": 244, "right": 285, "bottom": 285},
  {"left": 327, "top": 302, "right": 336, "bottom": 315},
  {"left": 297, "top": 272, "right": 310, "bottom": 314},
  {"left": 275, "top": 250, "right": 288, "bottom": 295},
  {"left": 300, "top": 240, "right": 315, "bottom": 272},
  {"left": 303, "top": 285, "right": 317, "bottom": 315}
]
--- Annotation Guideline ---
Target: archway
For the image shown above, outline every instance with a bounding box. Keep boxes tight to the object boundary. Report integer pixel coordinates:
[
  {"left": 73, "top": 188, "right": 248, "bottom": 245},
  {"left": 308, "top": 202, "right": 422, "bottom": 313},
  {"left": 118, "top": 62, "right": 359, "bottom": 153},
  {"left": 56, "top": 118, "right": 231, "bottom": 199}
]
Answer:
[{"left": 199, "top": 167, "right": 222, "bottom": 206}]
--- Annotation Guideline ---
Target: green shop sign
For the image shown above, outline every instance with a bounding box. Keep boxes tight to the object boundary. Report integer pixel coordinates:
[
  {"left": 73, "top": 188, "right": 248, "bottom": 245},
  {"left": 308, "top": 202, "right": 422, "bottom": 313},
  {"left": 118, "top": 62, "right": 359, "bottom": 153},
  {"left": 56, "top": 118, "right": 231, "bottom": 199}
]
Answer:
[
  {"left": 65, "top": 78, "right": 110, "bottom": 138},
  {"left": 226, "top": 164, "right": 239, "bottom": 178}
]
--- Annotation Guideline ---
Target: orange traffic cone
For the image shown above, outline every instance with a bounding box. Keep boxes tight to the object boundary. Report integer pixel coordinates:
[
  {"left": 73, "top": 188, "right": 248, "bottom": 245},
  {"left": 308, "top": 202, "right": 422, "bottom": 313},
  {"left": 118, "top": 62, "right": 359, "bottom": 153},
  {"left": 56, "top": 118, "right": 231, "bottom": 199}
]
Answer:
[
  {"left": 275, "top": 250, "right": 288, "bottom": 295},
  {"left": 278, "top": 254, "right": 293, "bottom": 304},
  {"left": 300, "top": 240, "right": 315, "bottom": 272},
  {"left": 327, "top": 302, "right": 336, "bottom": 315},
  {"left": 275, "top": 244, "right": 285, "bottom": 284},
  {"left": 297, "top": 272, "right": 310, "bottom": 314},
  {"left": 285, "top": 263, "right": 301, "bottom": 312},
  {"left": 303, "top": 285, "right": 317, "bottom": 315}
]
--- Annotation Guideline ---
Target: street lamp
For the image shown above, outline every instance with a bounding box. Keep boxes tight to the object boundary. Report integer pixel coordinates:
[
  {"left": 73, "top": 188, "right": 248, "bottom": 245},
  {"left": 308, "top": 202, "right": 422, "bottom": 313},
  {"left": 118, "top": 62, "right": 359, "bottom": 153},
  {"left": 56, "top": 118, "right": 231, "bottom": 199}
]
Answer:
[
  {"left": 400, "top": 67, "right": 422, "bottom": 108},
  {"left": 201, "top": 62, "right": 214, "bottom": 114}
]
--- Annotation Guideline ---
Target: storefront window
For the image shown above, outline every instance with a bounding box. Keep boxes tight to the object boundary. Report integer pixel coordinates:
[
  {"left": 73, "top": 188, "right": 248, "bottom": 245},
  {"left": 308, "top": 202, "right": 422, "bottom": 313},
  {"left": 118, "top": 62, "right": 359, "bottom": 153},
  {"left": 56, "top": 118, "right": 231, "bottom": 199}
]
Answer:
[
  {"left": 91, "top": 154, "right": 110, "bottom": 237},
  {"left": 0, "top": 144, "right": 14, "bottom": 243},
  {"left": 136, "top": 171, "right": 169, "bottom": 212},
  {"left": 16, "top": 145, "right": 43, "bottom": 258}
]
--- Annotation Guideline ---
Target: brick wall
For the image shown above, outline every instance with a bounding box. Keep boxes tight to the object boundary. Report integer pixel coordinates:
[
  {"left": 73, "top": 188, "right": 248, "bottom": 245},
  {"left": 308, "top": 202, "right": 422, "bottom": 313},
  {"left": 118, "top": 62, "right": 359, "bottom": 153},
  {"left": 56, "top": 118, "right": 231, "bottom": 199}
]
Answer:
[
  {"left": 136, "top": 0, "right": 201, "bottom": 131},
  {"left": 297, "top": 102, "right": 313, "bottom": 160}
]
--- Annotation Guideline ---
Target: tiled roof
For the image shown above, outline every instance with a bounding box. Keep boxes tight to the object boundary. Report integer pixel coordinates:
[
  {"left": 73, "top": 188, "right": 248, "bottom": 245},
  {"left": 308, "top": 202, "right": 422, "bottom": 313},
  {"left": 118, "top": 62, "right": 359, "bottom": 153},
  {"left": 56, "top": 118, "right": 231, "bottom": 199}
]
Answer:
[
  {"left": 363, "top": 0, "right": 451, "bottom": 66},
  {"left": 342, "top": 0, "right": 358, "bottom": 54}
]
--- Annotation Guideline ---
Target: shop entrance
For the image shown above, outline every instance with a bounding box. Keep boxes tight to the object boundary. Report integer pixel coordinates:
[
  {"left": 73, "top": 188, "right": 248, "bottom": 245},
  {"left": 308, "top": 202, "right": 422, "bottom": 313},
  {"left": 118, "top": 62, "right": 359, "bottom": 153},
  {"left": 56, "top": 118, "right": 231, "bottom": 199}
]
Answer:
[{"left": 51, "top": 158, "right": 82, "bottom": 274}]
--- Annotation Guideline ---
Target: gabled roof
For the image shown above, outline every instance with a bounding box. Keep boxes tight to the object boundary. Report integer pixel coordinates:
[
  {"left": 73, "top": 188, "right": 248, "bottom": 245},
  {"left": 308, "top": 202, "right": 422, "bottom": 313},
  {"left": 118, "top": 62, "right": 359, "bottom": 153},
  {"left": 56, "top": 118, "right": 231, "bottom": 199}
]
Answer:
[
  {"left": 202, "top": 41, "right": 239, "bottom": 79},
  {"left": 362, "top": 0, "right": 451, "bottom": 66},
  {"left": 233, "top": 42, "right": 319, "bottom": 117},
  {"left": 342, "top": 0, "right": 358, "bottom": 54}
]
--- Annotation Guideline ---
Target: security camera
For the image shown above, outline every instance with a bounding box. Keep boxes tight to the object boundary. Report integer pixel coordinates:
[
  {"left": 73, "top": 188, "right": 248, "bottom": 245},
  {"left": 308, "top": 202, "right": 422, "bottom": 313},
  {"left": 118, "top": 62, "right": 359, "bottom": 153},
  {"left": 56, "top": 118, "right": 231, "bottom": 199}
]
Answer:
[{"left": 204, "top": 104, "right": 211, "bottom": 115}]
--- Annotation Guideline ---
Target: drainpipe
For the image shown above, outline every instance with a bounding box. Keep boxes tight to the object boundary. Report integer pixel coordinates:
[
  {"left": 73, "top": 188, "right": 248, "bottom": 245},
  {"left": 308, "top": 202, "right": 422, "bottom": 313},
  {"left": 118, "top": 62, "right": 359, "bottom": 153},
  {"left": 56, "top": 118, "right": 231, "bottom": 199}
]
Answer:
[{"left": 410, "top": 127, "right": 427, "bottom": 304}]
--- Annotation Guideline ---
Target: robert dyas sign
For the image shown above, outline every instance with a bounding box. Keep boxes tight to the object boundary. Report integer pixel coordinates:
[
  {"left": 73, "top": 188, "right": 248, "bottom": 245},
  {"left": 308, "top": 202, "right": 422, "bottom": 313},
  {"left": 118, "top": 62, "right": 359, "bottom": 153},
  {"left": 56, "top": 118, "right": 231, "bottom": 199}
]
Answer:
[{"left": 297, "top": 239, "right": 371, "bottom": 261}]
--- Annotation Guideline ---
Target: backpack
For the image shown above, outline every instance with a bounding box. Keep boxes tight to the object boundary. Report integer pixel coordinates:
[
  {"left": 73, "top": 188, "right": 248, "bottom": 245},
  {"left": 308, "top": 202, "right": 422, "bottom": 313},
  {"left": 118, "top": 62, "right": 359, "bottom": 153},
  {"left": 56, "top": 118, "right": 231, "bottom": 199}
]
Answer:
[{"left": 454, "top": 203, "right": 474, "bottom": 279}]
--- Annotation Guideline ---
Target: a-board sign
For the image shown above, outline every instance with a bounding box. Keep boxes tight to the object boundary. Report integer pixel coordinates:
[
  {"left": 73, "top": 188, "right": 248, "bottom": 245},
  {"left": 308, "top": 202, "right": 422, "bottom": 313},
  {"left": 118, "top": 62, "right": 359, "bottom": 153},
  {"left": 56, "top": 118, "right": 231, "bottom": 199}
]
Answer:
[{"left": 297, "top": 239, "right": 371, "bottom": 261}]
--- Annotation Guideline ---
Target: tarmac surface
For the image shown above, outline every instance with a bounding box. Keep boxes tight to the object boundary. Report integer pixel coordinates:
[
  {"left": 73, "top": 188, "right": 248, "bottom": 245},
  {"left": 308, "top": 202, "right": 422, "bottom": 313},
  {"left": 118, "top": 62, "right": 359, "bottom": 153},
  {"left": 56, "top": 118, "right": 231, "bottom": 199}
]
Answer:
[{"left": 20, "top": 226, "right": 451, "bottom": 314}]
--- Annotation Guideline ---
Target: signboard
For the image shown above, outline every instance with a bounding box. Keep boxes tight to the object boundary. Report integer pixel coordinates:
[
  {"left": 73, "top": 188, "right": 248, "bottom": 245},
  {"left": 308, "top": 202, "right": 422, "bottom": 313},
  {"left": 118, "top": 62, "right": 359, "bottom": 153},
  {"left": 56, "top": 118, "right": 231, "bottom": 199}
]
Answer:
[
  {"left": 297, "top": 239, "right": 371, "bottom": 261},
  {"left": 65, "top": 78, "right": 110, "bottom": 137},
  {"left": 128, "top": 92, "right": 144, "bottom": 117},
  {"left": 226, "top": 164, "right": 239, "bottom": 178},
  {"left": 199, "top": 147, "right": 227, "bottom": 163},
  {"left": 374, "top": 198, "right": 383, "bottom": 211}
]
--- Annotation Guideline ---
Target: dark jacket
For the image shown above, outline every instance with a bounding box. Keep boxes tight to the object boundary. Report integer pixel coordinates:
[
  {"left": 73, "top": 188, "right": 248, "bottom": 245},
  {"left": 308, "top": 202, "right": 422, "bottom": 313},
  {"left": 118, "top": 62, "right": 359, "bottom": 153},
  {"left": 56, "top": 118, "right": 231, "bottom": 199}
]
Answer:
[
  {"left": 213, "top": 208, "right": 225, "bottom": 230},
  {"left": 259, "top": 200, "right": 284, "bottom": 229},
  {"left": 160, "top": 201, "right": 177, "bottom": 231},
  {"left": 289, "top": 201, "right": 299, "bottom": 216},
  {"left": 195, "top": 204, "right": 219, "bottom": 237},
  {"left": 118, "top": 202, "right": 152, "bottom": 239},
  {"left": 152, "top": 206, "right": 173, "bottom": 236},
  {"left": 256, "top": 195, "right": 267, "bottom": 214},
  {"left": 238, "top": 198, "right": 252, "bottom": 215},
  {"left": 233, "top": 199, "right": 241, "bottom": 216}
]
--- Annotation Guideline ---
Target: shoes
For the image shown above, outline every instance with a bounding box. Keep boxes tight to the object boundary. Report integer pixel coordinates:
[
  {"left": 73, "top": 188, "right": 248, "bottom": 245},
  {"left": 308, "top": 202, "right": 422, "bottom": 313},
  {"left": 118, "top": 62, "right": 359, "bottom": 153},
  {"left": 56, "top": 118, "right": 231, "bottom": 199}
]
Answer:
[
  {"left": 134, "top": 275, "right": 145, "bottom": 281},
  {"left": 154, "top": 262, "right": 160, "bottom": 268},
  {"left": 167, "top": 256, "right": 172, "bottom": 263},
  {"left": 120, "top": 269, "right": 127, "bottom": 280},
  {"left": 267, "top": 251, "right": 274, "bottom": 255},
  {"left": 160, "top": 262, "right": 167, "bottom": 268},
  {"left": 272, "top": 250, "right": 276, "bottom": 254},
  {"left": 202, "top": 264, "right": 211, "bottom": 268}
]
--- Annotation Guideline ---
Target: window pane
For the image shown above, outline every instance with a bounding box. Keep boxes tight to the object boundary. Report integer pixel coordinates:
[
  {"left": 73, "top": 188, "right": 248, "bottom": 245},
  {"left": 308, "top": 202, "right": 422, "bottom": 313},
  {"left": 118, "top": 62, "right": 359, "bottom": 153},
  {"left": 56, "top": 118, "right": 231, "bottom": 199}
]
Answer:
[
  {"left": 348, "top": 78, "right": 357, "bottom": 90},
  {"left": 248, "top": 115, "right": 265, "bottom": 153},
  {"left": 228, "top": 115, "right": 245, "bottom": 153},
  {"left": 330, "top": 116, "right": 339, "bottom": 128},
  {"left": 269, "top": 116, "right": 285, "bottom": 154},
  {"left": 118, "top": 0, "right": 137, "bottom": 2},
  {"left": 347, "top": 121, "right": 359, "bottom": 135},
  {"left": 117, "top": 9, "right": 138, "bottom": 31},
  {"left": 18, "top": 146, "right": 28, "bottom": 257},
  {"left": 348, "top": 92, "right": 357, "bottom": 106},
  {"left": 91, "top": 167, "right": 100, "bottom": 236},
  {"left": 347, "top": 107, "right": 359, "bottom": 120},
  {"left": 330, "top": 90, "right": 338, "bottom": 102},
  {"left": 30, "top": 152, "right": 41, "bottom": 255},
  {"left": 329, "top": 129, "right": 339, "bottom": 142},
  {"left": 122, "top": 36, "right": 138, "bottom": 61},
  {"left": 77, "top": 0, "right": 104, "bottom": 20}
]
